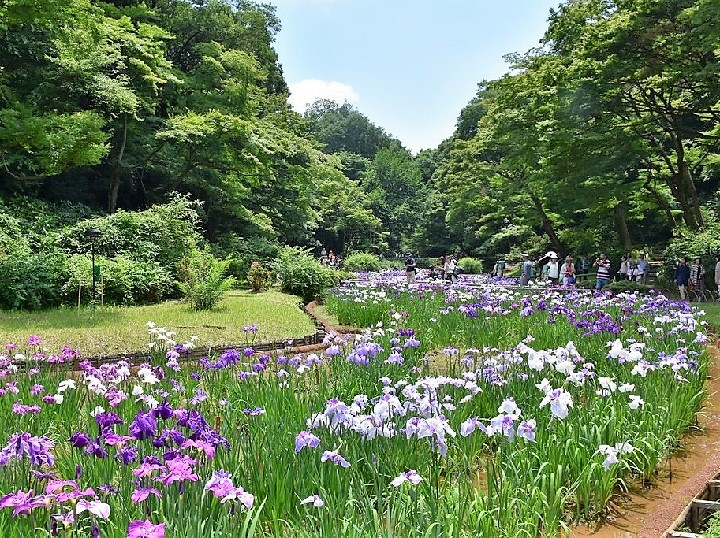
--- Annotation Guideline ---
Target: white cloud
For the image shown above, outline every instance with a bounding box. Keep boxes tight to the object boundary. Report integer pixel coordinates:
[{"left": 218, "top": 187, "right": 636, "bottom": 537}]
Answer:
[{"left": 288, "top": 79, "right": 359, "bottom": 112}]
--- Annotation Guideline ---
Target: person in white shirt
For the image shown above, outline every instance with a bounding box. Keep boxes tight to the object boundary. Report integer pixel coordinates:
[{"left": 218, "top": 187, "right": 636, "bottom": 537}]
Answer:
[
  {"left": 715, "top": 254, "right": 720, "bottom": 295},
  {"left": 444, "top": 256, "right": 457, "bottom": 283},
  {"left": 618, "top": 255, "right": 629, "bottom": 280},
  {"left": 546, "top": 253, "right": 560, "bottom": 284}
]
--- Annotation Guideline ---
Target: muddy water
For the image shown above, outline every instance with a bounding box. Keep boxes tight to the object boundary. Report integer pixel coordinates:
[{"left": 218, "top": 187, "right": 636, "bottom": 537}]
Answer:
[{"left": 571, "top": 346, "right": 720, "bottom": 538}]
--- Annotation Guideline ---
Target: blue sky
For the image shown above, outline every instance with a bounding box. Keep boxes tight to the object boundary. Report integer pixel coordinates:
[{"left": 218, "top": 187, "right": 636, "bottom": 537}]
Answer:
[{"left": 267, "top": 0, "right": 563, "bottom": 153}]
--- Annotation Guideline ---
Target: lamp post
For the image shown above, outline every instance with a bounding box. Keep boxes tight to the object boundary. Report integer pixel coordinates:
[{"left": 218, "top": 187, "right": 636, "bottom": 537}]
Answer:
[{"left": 85, "top": 228, "right": 102, "bottom": 303}]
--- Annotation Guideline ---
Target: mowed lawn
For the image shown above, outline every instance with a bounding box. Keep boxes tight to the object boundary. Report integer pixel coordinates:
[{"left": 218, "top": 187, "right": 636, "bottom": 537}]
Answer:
[
  {"left": 700, "top": 302, "right": 720, "bottom": 332},
  {"left": 0, "top": 290, "right": 316, "bottom": 357}
]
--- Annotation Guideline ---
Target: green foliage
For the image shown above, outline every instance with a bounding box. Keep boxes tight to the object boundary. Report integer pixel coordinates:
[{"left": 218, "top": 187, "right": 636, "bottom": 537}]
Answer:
[
  {"left": 0, "top": 253, "right": 69, "bottom": 311},
  {"left": 606, "top": 280, "right": 653, "bottom": 294},
  {"left": 63, "top": 254, "right": 175, "bottom": 306},
  {"left": 342, "top": 252, "right": 382, "bottom": 272},
  {"left": 0, "top": 196, "right": 95, "bottom": 252},
  {"left": 458, "top": 257, "right": 483, "bottom": 274},
  {"left": 706, "top": 509, "right": 720, "bottom": 538},
  {"left": 414, "top": 257, "right": 439, "bottom": 270},
  {"left": 98, "top": 256, "right": 176, "bottom": 306},
  {"left": 272, "top": 246, "right": 342, "bottom": 303},
  {"left": 246, "top": 261, "right": 271, "bottom": 293},
  {"left": 664, "top": 215, "right": 720, "bottom": 281},
  {"left": 177, "top": 249, "right": 236, "bottom": 311},
  {"left": 55, "top": 196, "right": 201, "bottom": 271},
  {"left": 212, "top": 234, "right": 280, "bottom": 284},
  {"left": 304, "top": 100, "right": 396, "bottom": 158},
  {"left": 0, "top": 211, "right": 30, "bottom": 259}
]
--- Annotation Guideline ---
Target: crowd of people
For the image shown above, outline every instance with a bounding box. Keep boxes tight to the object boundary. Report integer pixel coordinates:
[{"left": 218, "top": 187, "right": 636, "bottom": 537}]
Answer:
[
  {"left": 405, "top": 254, "right": 459, "bottom": 284},
  {"left": 674, "top": 255, "right": 720, "bottom": 301},
  {"left": 516, "top": 251, "right": 652, "bottom": 291},
  {"left": 331, "top": 245, "right": 720, "bottom": 302},
  {"left": 319, "top": 247, "right": 341, "bottom": 268},
  {"left": 514, "top": 250, "right": 720, "bottom": 300}
]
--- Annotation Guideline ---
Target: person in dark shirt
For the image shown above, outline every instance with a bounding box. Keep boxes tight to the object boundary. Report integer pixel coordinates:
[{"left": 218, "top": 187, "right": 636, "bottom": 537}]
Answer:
[
  {"left": 676, "top": 257, "right": 690, "bottom": 301},
  {"left": 405, "top": 254, "right": 417, "bottom": 285}
]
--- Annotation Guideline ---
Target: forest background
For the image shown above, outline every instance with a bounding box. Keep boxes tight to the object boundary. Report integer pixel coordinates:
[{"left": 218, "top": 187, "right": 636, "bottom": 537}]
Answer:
[{"left": 0, "top": 0, "right": 719, "bottom": 309}]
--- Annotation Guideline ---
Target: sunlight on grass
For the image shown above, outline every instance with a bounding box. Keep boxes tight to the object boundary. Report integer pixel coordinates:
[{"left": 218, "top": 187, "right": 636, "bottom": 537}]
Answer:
[
  {"left": 0, "top": 290, "right": 316, "bottom": 356},
  {"left": 698, "top": 302, "right": 720, "bottom": 331}
]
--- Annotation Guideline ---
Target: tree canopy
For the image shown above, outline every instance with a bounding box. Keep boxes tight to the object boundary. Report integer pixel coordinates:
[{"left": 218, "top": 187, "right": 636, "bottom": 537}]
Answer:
[{"left": 1, "top": 0, "right": 719, "bottom": 266}]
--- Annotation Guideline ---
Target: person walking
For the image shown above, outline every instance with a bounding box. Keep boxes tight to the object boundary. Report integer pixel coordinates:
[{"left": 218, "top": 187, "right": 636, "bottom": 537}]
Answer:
[
  {"left": 715, "top": 254, "right": 720, "bottom": 296},
  {"left": 676, "top": 257, "right": 690, "bottom": 301},
  {"left": 438, "top": 256, "right": 446, "bottom": 281},
  {"left": 445, "top": 256, "right": 458, "bottom": 283},
  {"left": 593, "top": 253, "right": 611, "bottom": 290},
  {"left": 519, "top": 253, "right": 534, "bottom": 286},
  {"left": 636, "top": 253, "right": 650, "bottom": 284},
  {"left": 405, "top": 253, "right": 417, "bottom": 285},
  {"left": 690, "top": 257, "right": 705, "bottom": 291}
]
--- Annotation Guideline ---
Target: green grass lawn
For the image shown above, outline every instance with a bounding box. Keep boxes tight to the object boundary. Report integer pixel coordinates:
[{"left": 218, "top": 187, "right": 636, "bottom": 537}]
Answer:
[
  {"left": 0, "top": 290, "right": 316, "bottom": 357},
  {"left": 699, "top": 302, "right": 720, "bottom": 331}
]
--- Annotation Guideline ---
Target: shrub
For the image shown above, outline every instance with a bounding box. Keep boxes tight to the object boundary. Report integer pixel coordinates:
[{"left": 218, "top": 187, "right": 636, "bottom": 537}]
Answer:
[
  {"left": 177, "top": 249, "right": 236, "bottom": 310},
  {"left": 212, "top": 234, "right": 280, "bottom": 285},
  {"left": 55, "top": 195, "right": 201, "bottom": 272},
  {"left": 272, "top": 246, "right": 342, "bottom": 302},
  {"left": 458, "top": 257, "right": 483, "bottom": 274},
  {"left": 0, "top": 210, "right": 31, "bottom": 259},
  {"left": 0, "top": 253, "right": 69, "bottom": 310},
  {"left": 415, "top": 257, "right": 437, "bottom": 269},
  {"left": 343, "top": 252, "right": 382, "bottom": 272},
  {"left": 0, "top": 196, "right": 94, "bottom": 252},
  {"left": 247, "top": 261, "right": 271, "bottom": 292},
  {"left": 606, "top": 279, "right": 653, "bottom": 294},
  {"left": 62, "top": 255, "right": 176, "bottom": 306},
  {"left": 101, "top": 257, "right": 176, "bottom": 305}
]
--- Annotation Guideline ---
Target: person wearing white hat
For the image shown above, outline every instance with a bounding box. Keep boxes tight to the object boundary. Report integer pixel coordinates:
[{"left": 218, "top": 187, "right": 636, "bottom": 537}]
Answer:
[{"left": 546, "top": 253, "right": 560, "bottom": 284}]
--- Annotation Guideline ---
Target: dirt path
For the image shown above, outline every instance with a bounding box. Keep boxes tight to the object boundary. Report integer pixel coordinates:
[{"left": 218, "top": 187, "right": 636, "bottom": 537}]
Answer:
[{"left": 573, "top": 345, "right": 720, "bottom": 538}]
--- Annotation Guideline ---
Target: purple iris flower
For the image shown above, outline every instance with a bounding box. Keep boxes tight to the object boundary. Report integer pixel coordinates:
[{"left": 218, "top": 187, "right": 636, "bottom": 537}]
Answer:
[
  {"left": 116, "top": 446, "right": 139, "bottom": 465},
  {"left": 151, "top": 401, "right": 174, "bottom": 420},
  {"left": 94, "top": 412, "right": 124, "bottom": 434},
  {"left": 130, "top": 411, "right": 157, "bottom": 441},
  {"left": 69, "top": 432, "right": 90, "bottom": 448},
  {"left": 294, "top": 431, "right": 321, "bottom": 452},
  {"left": 84, "top": 437, "right": 108, "bottom": 459},
  {"left": 0, "top": 432, "right": 55, "bottom": 467}
]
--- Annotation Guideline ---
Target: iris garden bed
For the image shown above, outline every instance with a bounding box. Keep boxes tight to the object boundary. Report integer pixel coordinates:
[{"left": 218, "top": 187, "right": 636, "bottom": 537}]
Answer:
[{"left": 0, "top": 272, "right": 710, "bottom": 537}]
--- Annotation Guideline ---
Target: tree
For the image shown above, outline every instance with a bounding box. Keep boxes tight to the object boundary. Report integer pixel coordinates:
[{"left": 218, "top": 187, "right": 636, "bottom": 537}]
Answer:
[{"left": 544, "top": 0, "right": 720, "bottom": 230}]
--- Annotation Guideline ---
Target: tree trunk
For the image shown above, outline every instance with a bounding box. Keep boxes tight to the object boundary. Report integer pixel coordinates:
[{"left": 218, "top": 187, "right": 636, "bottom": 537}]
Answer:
[
  {"left": 614, "top": 202, "right": 632, "bottom": 252},
  {"left": 107, "top": 113, "right": 128, "bottom": 213},
  {"left": 678, "top": 158, "right": 703, "bottom": 229},
  {"left": 529, "top": 193, "right": 566, "bottom": 255},
  {"left": 670, "top": 130, "right": 703, "bottom": 230},
  {"left": 643, "top": 175, "right": 676, "bottom": 229}
]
